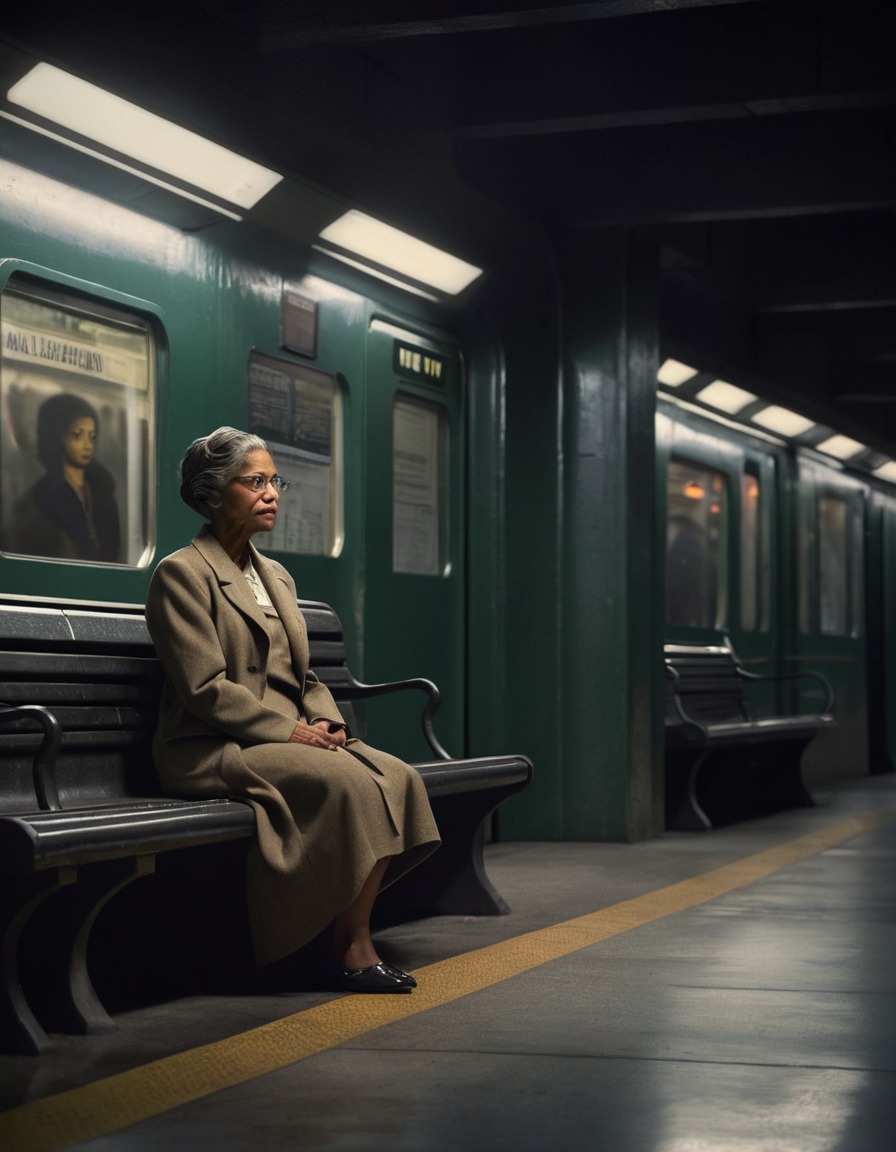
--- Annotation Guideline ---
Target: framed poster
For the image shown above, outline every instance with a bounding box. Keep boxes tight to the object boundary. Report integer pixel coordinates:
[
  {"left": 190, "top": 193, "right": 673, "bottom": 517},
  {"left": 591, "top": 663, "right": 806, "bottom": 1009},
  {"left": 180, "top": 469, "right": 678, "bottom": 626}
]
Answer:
[
  {"left": 392, "top": 396, "right": 446, "bottom": 575},
  {"left": 0, "top": 276, "right": 156, "bottom": 567},
  {"left": 280, "top": 288, "right": 318, "bottom": 358},
  {"left": 248, "top": 351, "right": 343, "bottom": 556}
]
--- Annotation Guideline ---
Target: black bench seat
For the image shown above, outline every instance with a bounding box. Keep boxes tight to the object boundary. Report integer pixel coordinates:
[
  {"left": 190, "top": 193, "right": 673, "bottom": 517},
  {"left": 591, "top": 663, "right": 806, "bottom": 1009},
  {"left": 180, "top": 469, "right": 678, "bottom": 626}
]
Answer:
[
  {"left": 0, "top": 797, "right": 254, "bottom": 875},
  {"left": 664, "top": 642, "right": 835, "bottom": 832},
  {"left": 0, "top": 594, "right": 532, "bottom": 1055}
]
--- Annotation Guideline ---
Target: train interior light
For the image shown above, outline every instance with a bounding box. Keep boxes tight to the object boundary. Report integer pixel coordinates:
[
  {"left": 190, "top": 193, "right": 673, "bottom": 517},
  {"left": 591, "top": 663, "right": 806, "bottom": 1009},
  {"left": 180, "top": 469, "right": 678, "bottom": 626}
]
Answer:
[
  {"left": 657, "top": 358, "right": 698, "bottom": 387},
  {"left": 6, "top": 63, "right": 282, "bottom": 213},
  {"left": 695, "top": 379, "right": 758, "bottom": 414},
  {"left": 316, "top": 210, "right": 483, "bottom": 297}
]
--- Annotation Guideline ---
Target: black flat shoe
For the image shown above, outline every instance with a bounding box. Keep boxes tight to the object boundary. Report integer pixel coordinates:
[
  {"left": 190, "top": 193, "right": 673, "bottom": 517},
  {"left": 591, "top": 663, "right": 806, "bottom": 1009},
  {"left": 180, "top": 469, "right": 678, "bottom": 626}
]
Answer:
[
  {"left": 336, "top": 962, "right": 414, "bottom": 993},
  {"left": 381, "top": 962, "right": 417, "bottom": 988}
]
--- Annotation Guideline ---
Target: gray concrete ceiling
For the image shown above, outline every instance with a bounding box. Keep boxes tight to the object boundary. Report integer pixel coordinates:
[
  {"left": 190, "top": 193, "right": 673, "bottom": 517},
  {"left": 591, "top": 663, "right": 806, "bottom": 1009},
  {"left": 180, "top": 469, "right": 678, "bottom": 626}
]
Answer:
[{"left": 1, "top": 1, "right": 894, "bottom": 452}]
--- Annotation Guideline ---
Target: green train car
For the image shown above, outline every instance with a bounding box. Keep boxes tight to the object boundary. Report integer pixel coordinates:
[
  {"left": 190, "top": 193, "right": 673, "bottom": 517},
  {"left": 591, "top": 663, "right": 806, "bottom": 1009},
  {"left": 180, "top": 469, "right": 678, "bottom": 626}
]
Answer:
[
  {"left": 2, "top": 158, "right": 893, "bottom": 845},
  {"left": 658, "top": 392, "right": 896, "bottom": 786},
  {"left": 0, "top": 160, "right": 467, "bottom": 768}
]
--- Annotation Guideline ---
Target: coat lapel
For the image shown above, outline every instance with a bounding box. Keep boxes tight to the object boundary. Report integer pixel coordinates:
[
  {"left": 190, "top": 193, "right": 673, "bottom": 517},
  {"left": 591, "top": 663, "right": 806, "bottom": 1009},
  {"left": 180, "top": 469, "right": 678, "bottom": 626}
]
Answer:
[{"left": 192, "top": 527, "right": 272, "bottom": 637}]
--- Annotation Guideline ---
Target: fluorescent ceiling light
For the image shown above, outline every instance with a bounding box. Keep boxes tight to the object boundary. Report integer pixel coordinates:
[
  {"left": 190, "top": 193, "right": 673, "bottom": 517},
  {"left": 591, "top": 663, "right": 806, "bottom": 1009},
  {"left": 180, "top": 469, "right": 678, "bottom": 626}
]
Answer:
[
  {"left": 310, "top": 246, "right": 440, "bottom": 301},
  {"left": 873, "top": 461, "right": 896, "bottom": 483},
  {"left": 657, "top": 358, "right": 698, "bottom": 387},
  {"left": 750, "top": 406, "right": 816, "bottom": 437},
  {"left": 696, "top": 379, "right": 758, "bottom": 414},
  {"left": 0, "top": 109, "right": 243, "bottom": 221},
  {"left": 318, "top": 210, "right": 482, "bottom": 296},
  {"left": 814, "top": 434, "right": 865, "bottom": 461},
  {"left": 7, "top": 63, "right": 282, "bottom": 210}
]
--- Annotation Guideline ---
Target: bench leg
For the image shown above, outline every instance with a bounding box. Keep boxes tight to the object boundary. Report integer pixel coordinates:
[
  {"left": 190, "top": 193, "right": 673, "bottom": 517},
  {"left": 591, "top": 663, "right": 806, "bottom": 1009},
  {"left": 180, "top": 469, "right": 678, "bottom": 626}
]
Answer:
[
  {"left": 763, "top": 747, "right": 817, "bottom": 812},
  {"left": 665, "top": 751, "right": 713, "bottom": 832},
  {"left": 25, "top": 856, "right": 156, "bottom": 1036},
  {"left": 0, "top": 868, "right": 76, "bottom": 1055},
  {"left": 669, "top": 742, "right": 818, "bottom": 830},
  {"left": 376, "top": 790, "right": 512, "bottom": 924}
]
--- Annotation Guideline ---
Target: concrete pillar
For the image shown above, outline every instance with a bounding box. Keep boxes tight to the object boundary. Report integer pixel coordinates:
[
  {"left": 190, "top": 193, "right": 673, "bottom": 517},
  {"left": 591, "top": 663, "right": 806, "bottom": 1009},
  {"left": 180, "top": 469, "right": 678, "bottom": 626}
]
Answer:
[{"left": 558, "top": 227, "right": 663, "bottom": 840}]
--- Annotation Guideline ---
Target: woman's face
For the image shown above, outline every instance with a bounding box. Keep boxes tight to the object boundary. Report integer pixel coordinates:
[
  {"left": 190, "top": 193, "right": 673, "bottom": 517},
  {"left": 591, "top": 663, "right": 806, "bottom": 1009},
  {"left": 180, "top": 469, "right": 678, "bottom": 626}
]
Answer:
[
  {"left": 61, "top": 417, "right": 97, "bottom": 469},
  {"left": 208, "top": 449, "right": 281, "bottom": 538}
]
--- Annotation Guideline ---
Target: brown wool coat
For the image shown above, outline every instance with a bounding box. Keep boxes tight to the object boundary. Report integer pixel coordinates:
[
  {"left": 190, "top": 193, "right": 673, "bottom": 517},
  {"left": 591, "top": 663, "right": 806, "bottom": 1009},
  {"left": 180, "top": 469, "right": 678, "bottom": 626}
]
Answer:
[{"left": 145, "top": 527, "right": 440, "bottom": 965}]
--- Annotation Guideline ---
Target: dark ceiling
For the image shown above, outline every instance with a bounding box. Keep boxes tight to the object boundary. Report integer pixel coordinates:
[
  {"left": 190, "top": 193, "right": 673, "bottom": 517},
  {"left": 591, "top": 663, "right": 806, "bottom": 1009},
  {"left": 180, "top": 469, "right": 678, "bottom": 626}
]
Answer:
[{"left": 1, "top": 0, "right": 895, "bottom": 453}]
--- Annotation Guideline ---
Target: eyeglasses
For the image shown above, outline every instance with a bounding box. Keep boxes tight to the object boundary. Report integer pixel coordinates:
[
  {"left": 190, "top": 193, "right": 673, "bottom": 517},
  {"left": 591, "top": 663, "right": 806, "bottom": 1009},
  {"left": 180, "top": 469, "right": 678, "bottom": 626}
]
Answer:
[{"left": 231, "top": 473, "right": 290, "bottom": 493}]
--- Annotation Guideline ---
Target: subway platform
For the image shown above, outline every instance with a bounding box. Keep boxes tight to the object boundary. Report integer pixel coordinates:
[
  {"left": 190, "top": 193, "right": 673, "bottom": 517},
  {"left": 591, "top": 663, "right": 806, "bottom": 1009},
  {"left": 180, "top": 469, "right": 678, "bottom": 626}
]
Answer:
[{"left": 1, "top": 774, "right": 894, "bottom": 1152}]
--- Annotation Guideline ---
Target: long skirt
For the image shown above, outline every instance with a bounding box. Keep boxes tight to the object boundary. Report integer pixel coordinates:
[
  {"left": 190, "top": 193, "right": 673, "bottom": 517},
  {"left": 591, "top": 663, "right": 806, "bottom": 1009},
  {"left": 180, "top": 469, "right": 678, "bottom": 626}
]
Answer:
[{"left": 225, "top": 738, "right": 440, "bottom": 966}]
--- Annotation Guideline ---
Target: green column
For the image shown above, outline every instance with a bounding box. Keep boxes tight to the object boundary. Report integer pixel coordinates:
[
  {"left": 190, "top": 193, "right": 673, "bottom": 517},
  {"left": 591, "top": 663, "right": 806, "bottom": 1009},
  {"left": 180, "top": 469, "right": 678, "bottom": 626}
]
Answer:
[
  {"left": 472, "top": 228, "right": 663, "bottom": 842},
  {"left": 559, "top": 227, "right": 663, "bottom": 840}
]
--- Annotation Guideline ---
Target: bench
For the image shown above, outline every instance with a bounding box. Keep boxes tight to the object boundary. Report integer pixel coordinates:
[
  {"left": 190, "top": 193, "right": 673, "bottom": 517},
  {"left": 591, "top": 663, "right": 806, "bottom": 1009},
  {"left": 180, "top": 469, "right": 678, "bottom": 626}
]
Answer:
[
  {"left": 664, "top": 642, "right": 835, "bottom": 832},
  {"left": 0, "top": 593, "right": 532, "bottom": 1055}
]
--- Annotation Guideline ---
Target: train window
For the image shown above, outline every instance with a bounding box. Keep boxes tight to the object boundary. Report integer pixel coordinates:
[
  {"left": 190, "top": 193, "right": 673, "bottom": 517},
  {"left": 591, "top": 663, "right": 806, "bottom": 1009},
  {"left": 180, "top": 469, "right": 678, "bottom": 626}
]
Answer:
[
  {"left": 740, "top": 467, "right": 761, "bottom": 631},
  {"left": 800, "top": 487, "right": 864, "bottom": 638},
  {"left": 393, "top": 396, "right": 447, "bottom": 575},
  {"left": 849, "top": 496, "right": 864, "bottom": 635},
  {"left": 818, "top": 494, "right": 850, "bottom": 636},
  {"left": 666, "top": 457, "right": 726, "bottom": 629},
  {"left": 248, "top": 352, "right": 344, "bottom": 557},
  {"left": 0, "top": 278, "right": 155, "bottom": 566}
]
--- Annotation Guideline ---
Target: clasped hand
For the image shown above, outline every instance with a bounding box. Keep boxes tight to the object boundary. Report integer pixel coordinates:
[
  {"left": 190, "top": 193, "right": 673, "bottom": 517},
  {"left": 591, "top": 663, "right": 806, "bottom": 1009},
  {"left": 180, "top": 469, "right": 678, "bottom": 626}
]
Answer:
[{"left": 288, "top": 719, "right": 347, "bottom": 750}]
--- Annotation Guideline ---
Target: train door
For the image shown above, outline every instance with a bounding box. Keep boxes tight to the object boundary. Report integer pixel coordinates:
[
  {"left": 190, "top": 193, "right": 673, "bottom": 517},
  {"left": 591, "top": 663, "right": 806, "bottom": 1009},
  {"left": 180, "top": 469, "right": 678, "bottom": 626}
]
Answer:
[
  {"left": 360, "top": 318, "right": 465, "bottom": 762},
  {"left": 792, "top": 458, "right": 868, "bottom": 782}
]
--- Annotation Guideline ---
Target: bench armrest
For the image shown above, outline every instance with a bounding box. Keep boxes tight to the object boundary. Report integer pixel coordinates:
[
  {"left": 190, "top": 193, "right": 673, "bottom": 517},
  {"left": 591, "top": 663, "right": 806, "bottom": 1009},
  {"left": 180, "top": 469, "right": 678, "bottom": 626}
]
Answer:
[
  {"left": 334, "top": 676, "right": 453, "bottom": 761},
  {"left": 736, "top": 666, "right": 835, "bottom": 714},
  {"left": 0, "top": 704, "right": 63, "bottom": 812},
  {"left": 664, "top": 663, "right": 696, "bottom": 726}
]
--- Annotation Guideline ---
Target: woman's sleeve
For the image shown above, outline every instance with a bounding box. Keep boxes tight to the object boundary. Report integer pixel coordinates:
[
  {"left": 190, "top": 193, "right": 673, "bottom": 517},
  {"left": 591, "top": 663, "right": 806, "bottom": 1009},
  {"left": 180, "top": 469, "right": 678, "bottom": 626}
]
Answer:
[
  {"left": 302, "top": 671, "right": 350, "bottom": 733},
  {"left": 146, "top": 558, "right": 297, "bottom": 745}
]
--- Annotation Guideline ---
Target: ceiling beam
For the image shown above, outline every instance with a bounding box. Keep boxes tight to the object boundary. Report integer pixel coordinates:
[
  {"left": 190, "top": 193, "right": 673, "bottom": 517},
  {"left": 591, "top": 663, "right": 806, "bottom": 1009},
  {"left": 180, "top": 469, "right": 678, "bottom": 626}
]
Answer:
[
  {"left": 458, "top": 109, "right": 896, "bottom": 226},
  {"left": 256, "top": 0, "right": 763, "bottom": 49}
]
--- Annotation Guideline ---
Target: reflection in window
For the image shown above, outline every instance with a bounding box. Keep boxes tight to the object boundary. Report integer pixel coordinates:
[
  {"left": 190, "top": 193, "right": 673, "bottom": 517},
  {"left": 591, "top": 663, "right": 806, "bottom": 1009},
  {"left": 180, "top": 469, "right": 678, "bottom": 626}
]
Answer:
[
  {"left": 248, "top": 353, "right": 343, "bottom": 557},
  {"left": 393, "top": 397, "right": 447, "bottom": 576},
  {"left": 799, "top": 488, "right": 863, "bottom": 637},
  {"left": 818, "top": 494, "right": 849, "bottom": 635},
  {"left": 849, "top": 498, "right": 864, "bottom": 636},
  {"left": 0, "top": 279, "right": 155, "bottom": 567},
  {"left": 666, "top": 458, "right": 726, "bottom": 629},
  {"left": 741, "top": 468, "right": 760, "bottom": 631}
]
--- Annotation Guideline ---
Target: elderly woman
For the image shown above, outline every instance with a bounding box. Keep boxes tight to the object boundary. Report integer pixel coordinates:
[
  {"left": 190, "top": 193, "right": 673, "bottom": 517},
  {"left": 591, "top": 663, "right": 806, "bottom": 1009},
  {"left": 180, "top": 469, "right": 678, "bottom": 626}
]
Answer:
[{"left": 145, "top": 427, "right": 440, "bottom": 993}]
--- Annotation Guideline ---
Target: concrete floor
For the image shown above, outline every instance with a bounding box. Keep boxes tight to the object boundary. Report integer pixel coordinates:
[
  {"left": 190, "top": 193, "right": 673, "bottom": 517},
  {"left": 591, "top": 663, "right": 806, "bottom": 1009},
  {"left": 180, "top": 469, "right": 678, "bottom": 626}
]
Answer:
[{"left": 2, "top": 775, "right": 894, "bottom": 1151}]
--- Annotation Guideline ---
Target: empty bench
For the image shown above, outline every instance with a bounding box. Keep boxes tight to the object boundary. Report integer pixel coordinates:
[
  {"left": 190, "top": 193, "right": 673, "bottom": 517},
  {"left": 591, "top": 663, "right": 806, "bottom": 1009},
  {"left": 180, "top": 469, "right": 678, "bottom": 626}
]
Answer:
[
  {"left": 0, "top": 593, "right": 532, "bottom": 1054},
  {"left": 664, "top": 642, "right": 835, "bottom": 831}
]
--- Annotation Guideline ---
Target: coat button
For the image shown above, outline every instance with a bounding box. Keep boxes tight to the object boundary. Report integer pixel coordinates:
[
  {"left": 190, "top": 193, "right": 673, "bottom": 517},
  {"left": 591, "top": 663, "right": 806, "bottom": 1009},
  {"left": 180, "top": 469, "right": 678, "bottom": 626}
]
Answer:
[{"left": 247, "top": 664, "right": 258, "bottom": 673}]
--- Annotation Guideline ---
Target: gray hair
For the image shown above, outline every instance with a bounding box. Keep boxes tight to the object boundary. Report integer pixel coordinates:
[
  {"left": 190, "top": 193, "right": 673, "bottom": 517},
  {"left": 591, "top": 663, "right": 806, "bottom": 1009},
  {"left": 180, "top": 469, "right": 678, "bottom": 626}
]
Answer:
[{"left": 179, "top": 426, "right": 269, "bottom": 518}]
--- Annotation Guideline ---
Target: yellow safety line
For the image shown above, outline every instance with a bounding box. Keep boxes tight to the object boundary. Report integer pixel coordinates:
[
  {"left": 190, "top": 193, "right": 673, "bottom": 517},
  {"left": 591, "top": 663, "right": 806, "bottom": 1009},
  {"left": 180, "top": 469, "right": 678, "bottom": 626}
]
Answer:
[{"left": 1, "top": 810, "right": 888, "bottom": 1152}]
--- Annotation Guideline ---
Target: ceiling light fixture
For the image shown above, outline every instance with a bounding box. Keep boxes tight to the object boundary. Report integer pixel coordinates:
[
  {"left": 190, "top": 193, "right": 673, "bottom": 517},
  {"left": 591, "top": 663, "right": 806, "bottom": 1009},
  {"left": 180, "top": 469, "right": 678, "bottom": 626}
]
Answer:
[
  {"left": 7, "top": 63, "right": 282, "bottom": 212},
  {"left": 872, "top": 461, "right": 896, "bottom": 483},
  {"left": 657, "top": 358, "right": 698, "bottom": 387},
  {"left": 750, "top": 406, "right": 816, "bottom": 438},
  {"left": 814, "top": 434, "right": 865, "bottom": 461},
  {"left": 696, "top": 379, "right": 758, "bottom": 415},
  {"left": 309, "top": 247, "right": 441, "bottom": 302},
  {"left": 317, "top": 210, "right": 482, "bottom": 297}
]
